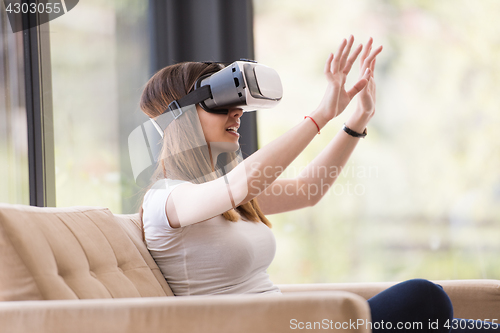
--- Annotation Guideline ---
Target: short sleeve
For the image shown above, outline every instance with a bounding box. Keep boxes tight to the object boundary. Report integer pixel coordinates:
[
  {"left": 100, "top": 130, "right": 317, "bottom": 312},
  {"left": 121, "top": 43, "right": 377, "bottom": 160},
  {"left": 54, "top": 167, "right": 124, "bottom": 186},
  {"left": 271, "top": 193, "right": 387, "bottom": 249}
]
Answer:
[{"left": 142, "top": 178, "right": 190, "bottom": 229}]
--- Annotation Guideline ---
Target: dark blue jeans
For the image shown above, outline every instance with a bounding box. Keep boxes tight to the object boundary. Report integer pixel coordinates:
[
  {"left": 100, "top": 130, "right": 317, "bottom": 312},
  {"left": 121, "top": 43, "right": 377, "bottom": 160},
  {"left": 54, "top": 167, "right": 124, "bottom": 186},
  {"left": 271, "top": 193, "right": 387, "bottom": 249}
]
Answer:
[{"left": 367, "top": 279, "right": 499, "bottom": 333}]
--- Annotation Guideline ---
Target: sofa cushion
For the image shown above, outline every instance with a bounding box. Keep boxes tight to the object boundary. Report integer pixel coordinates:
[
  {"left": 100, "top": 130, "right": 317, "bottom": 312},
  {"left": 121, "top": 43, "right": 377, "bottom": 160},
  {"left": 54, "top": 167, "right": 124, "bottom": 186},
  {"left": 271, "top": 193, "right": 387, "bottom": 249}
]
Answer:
[
  {"left": 0, "top": 203, "right": 169, "bottom": 301},
  {"left": 113, "top": 213, "right": 174, "bottom": 296}
]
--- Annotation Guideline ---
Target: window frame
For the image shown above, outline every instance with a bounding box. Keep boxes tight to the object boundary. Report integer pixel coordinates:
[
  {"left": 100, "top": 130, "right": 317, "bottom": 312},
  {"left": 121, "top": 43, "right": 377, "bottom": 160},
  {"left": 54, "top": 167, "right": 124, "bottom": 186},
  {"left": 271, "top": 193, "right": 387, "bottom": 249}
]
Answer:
[{"left": 22, "top": 9, "right": 55, "bottom": 207}]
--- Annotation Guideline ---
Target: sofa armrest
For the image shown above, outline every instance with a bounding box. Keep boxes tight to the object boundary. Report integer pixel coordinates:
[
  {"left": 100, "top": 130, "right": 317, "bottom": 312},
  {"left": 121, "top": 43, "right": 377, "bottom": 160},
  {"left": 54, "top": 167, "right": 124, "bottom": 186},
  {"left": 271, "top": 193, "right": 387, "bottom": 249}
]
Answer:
[
  {"left": 435, "top": 280, "right": 500, "bottom": 321},
  {"left": 276, "top": 279, "right": 500, "bottom": 321},
  {"left": 0, "top": 292, "right": 371, "bottom": 333}
]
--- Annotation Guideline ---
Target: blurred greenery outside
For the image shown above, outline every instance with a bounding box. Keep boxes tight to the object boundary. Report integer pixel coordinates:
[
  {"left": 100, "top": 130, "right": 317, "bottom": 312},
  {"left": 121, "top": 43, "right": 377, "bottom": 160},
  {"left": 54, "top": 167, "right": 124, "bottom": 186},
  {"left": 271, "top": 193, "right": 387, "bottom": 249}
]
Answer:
[
  {"left": 0, "top": 9, "right": 29, "bottom": 205},
  {"left": 253, "top": 0, "right": 500, "bottom": 283},
  {"left": 1, "top": 0, "right": 498, "bottom": 284},
  {"left": 49, "top": 0, "right": 149, "bottom": 213}
]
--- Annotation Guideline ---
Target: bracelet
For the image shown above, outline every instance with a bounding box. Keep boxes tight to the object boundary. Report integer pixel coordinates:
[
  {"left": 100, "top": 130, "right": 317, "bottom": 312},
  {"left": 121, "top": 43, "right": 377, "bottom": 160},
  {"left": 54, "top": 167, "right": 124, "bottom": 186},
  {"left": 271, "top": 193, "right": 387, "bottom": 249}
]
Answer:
[
  {"left": 304, "top": 116, "right": 321, "bottom": 134},
  {"left": 343, "top": 123, "right": 367, "bottom": 138}
]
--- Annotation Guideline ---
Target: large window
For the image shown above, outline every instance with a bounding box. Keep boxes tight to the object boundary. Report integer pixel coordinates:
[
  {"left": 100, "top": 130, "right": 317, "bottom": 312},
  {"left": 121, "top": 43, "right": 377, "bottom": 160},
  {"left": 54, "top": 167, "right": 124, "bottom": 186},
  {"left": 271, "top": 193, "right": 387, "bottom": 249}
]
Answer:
[
  {"left": 49, "top": 0, "right": 150, "bottom": 213},
  {"left": 254, "top": 0, "right": 500, "bottom": 283},
  {"left": 0, "top": 9, "right": 29, "bottom": 205},
  {"left": 2, "top": 0, "right": 254, "bottom": 212}
]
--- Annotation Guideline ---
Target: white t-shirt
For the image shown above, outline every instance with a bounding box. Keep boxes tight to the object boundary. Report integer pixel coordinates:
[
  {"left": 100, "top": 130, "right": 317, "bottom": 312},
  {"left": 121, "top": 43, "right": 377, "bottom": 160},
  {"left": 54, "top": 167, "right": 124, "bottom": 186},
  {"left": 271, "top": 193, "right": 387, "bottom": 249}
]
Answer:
[{"left": 142, "top": 178, "right": 282, "bottom": 296}]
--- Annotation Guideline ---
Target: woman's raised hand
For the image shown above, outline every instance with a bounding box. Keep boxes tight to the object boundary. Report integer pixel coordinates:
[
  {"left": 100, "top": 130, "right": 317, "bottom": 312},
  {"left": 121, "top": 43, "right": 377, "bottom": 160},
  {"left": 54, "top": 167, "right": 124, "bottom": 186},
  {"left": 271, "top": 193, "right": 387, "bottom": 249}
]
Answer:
[
  {"left": 356, "top": 37, "right": 382, "bottom": 117},
  {"left": 345, "top": 37, "right": 383, "bottom": 133},
  {"left": 315, "top": 35, "right": 372, "bottom": 122}
]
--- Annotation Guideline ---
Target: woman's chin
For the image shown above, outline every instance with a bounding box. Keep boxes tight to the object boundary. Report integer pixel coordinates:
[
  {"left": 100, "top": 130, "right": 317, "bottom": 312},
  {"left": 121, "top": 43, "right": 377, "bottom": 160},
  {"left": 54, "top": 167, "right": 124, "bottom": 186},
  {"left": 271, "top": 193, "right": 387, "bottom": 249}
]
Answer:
[
  {"left": 226, "top": 141, "right": 240, "bottom": 152},
  {"left": 210, "top": 141, "right": 239, "bottom": 152}
]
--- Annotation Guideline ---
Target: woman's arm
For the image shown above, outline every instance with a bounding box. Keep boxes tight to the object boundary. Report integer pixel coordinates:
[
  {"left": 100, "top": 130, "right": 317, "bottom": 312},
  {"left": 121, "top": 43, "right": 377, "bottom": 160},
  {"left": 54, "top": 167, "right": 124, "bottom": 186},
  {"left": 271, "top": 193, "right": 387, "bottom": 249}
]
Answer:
[
  {"left": 296, "top": 38, "right": 382, "bottom": 206},
  {"left": 166, "top": 110, "right": 328, "bottom": 227},
  {"left": 255, "top": 123, "right": 370, "bottom": 215},
  {"left": 166, "top": 36, "right": 372, "bottom": 228},
  {"left": 255, "top": 38, "right": 383, "bottom": 214}
]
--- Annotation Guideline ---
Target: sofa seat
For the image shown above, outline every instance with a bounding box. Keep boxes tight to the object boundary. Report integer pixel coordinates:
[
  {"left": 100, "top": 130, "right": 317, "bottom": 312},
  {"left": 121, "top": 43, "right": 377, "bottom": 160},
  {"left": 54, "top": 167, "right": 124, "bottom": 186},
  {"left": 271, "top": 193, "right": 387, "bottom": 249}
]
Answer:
[
  {"left": 0, "top": 203, "right": 498, "bottom": 333},
  {"left": 277, "top": 280, "right": 500, "bottom": 321}
]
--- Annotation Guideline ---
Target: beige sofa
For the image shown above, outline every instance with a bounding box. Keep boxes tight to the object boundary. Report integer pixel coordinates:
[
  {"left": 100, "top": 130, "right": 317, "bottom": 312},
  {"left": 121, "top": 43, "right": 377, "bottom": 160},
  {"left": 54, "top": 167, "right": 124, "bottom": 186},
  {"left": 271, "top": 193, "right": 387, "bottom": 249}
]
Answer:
[{"left": 0, "top": 203, "right": 498, "bottom": 333}]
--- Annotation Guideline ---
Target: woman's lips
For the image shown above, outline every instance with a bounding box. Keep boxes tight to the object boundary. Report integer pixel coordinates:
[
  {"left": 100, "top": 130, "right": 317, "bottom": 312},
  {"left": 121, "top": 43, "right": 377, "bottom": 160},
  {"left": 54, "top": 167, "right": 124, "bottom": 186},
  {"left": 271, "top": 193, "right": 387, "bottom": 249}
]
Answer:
[{"left": 226, "top": 130, "right": 240, "bottom": 137}]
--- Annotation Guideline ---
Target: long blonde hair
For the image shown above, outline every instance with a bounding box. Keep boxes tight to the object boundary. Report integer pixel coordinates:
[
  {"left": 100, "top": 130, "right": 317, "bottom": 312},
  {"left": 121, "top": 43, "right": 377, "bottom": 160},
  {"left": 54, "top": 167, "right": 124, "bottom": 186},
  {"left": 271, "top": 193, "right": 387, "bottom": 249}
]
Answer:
[{"left": 138, "top": 62, "right": 271, "bottom": 238}]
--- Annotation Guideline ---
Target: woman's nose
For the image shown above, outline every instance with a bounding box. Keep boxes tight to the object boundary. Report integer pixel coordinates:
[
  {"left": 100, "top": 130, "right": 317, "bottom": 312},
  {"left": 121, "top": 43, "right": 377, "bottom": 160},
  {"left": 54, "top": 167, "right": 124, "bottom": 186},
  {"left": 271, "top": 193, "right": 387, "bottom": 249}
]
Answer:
[{"left": 230, "top": 108, "right": 243, "bottom": 118}]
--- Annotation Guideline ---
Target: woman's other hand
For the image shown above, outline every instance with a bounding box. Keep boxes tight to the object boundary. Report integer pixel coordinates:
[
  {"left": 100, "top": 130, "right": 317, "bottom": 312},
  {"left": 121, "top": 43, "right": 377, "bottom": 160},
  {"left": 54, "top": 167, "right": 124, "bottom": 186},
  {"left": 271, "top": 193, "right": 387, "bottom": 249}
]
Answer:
[
  {"left": 314, "top": 35, "right": 372, "bottom": 123},
  {"left": 346, "top": 37, "right": 383, "bottom": 133}
]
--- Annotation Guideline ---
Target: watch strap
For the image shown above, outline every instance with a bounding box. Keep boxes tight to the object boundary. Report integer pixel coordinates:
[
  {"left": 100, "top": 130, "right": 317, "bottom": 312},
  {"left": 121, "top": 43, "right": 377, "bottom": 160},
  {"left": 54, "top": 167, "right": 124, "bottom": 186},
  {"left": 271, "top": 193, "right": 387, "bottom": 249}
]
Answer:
[{"left": 343, "top": 123, "right": 367, "bottom": 138}]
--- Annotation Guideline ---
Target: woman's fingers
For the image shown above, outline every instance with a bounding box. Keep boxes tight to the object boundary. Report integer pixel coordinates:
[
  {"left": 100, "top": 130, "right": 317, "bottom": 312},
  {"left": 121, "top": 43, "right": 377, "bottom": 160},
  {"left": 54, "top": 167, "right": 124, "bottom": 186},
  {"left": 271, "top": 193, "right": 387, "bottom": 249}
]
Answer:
[
  {"left": 327, "top": 36, "right": 381, "bottom": 80},
  {"left": 338, "top": 35, "right": 354, "bottom": 70},
  {"left": 362, "top": 45, "right": 383, "bottom": 72},
  {"left": 370, "top": 58, "right": 377, "bottom": 77},
  {"left": 347, "top": 69, "right": 371, "bottom": 99},
  {"left": 331, "top": 38, "right": 347, "bottom": 73},
  {"left": 359, "top": 37, "right": 373, "bottom": 69},
  {"left": 343, "top": 43, "right": 363, "bottom": 75},
  {"left": 324, "top": 53, "right": 334, "bottom": 75}
]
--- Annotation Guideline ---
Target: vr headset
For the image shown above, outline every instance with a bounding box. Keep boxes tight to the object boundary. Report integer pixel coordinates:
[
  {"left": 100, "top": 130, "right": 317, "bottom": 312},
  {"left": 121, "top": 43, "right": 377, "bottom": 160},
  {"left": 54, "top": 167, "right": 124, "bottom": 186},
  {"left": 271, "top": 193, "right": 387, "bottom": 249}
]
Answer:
[
  {"left": 128, "top": 60, "right": 282, "bottom": 186},
  {"left": 151, "top": 60, "right": 283, "bottom": 137}
]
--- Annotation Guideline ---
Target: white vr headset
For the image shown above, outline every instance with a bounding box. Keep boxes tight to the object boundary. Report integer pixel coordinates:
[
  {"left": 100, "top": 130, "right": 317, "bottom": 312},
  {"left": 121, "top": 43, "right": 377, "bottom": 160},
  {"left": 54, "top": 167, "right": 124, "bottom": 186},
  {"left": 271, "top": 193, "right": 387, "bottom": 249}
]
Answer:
[{"left": 151, "top": 60, "right": 283, "bottom": 138}]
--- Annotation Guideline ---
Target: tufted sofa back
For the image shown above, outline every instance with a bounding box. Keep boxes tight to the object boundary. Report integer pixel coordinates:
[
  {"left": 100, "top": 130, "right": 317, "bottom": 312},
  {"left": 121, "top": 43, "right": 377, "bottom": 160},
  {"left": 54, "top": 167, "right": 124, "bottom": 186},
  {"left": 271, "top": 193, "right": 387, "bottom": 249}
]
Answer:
[{"left": 0, "top": 203, "right": 174, "bottom": 301}]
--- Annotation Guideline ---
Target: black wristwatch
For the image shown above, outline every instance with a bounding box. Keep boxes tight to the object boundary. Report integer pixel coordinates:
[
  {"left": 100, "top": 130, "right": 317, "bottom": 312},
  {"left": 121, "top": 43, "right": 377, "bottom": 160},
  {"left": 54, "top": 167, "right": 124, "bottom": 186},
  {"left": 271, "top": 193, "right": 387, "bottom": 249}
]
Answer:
[{"left": 343, "top": 123, "right": 367, "bottom": 138}]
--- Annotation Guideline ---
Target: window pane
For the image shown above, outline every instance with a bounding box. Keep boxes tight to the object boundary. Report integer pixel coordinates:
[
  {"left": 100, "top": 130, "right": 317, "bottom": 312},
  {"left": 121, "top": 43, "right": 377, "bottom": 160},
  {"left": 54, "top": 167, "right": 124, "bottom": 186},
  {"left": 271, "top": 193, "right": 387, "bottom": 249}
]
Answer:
[
  {"left": 49, "top": 0, "right": 150, "bottom": 213},
  {"left": 0, "top": 10, "right": 29, "bottom": 205},
  {"left": 254, "top": 0, "right": 500, "bottom": 283}
]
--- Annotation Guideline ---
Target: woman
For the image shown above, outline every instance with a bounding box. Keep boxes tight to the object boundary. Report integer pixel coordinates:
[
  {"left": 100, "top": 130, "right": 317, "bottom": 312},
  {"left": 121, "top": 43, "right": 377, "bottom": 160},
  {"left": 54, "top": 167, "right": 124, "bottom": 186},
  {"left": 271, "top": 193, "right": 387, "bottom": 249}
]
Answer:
[{"left": 139, "top": 36, "right": 498, "bottom": 332}]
